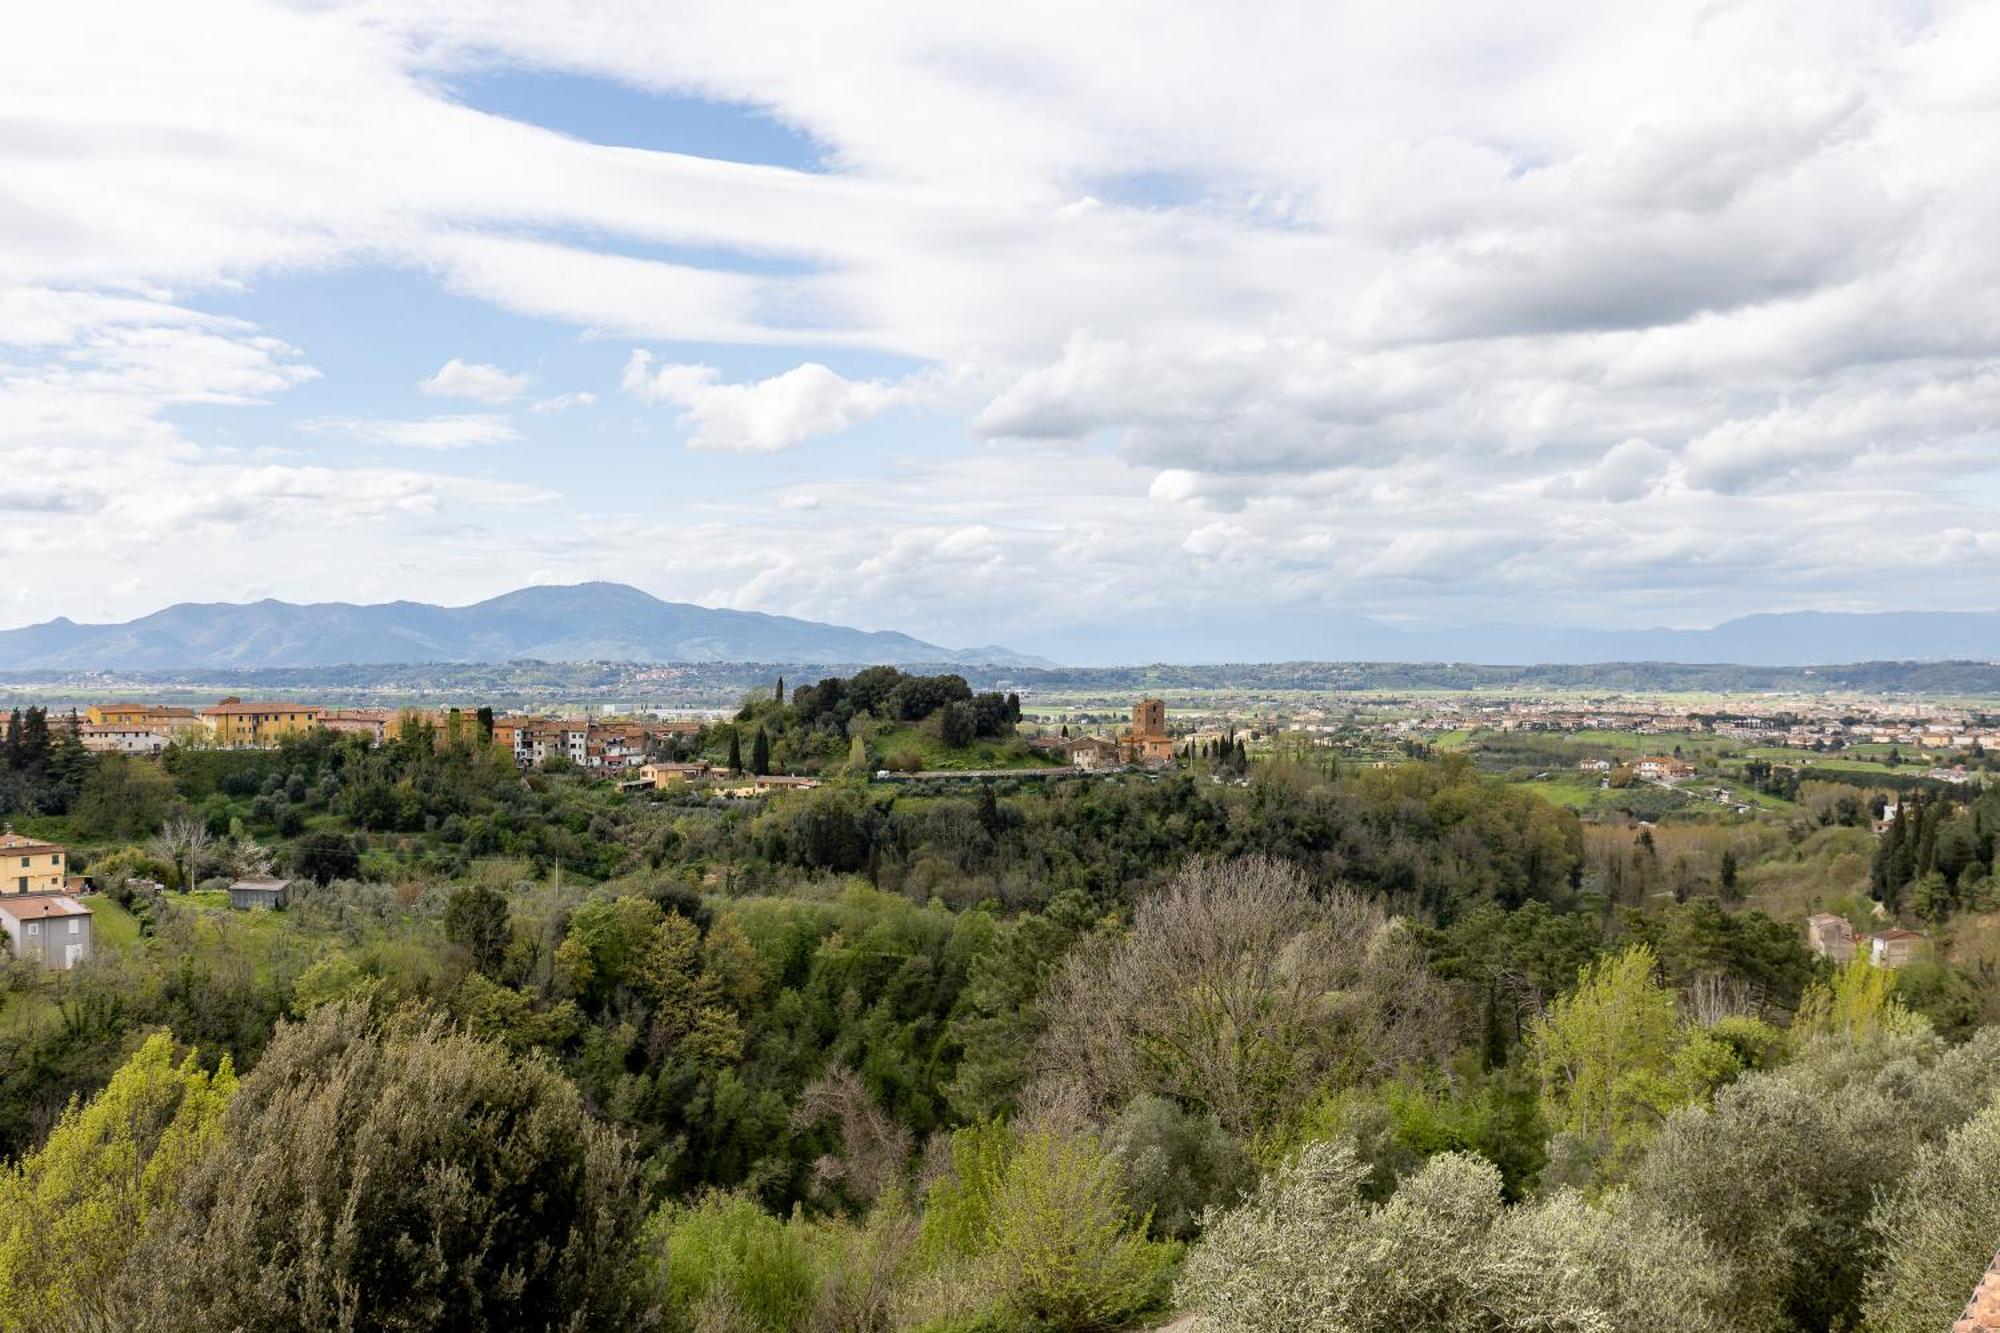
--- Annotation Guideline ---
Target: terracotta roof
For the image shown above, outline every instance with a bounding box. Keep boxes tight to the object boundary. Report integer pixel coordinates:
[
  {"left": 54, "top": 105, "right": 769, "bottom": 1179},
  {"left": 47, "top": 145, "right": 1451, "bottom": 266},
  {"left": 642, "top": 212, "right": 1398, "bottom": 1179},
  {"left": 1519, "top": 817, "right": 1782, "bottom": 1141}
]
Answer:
[
  {"left": 1871, "top": 929, "right": 1925, "bottom": 942},
  {"left": 201, "top": 701, "right": 323, "bottom": 716},
  {"left": 0, "top": 833, "right": 63, "bottom": 854},
  {"left": 1955, "top": 1248, "right": 2000, "bottom": 1333},
  {"left": 0, "top": 895, "right": 91, "bottom": 921}
]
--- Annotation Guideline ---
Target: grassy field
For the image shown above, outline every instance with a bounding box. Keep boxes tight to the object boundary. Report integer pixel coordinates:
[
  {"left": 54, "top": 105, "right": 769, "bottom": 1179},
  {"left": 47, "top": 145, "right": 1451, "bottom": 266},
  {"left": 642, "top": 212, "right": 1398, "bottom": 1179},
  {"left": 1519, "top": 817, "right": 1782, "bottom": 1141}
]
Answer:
[
  {"left": 88, "top": 895, "right": 142, "bottom": 949},
  {"left": 1513, "top": 775, "right": 1600, "bottom": 809}
]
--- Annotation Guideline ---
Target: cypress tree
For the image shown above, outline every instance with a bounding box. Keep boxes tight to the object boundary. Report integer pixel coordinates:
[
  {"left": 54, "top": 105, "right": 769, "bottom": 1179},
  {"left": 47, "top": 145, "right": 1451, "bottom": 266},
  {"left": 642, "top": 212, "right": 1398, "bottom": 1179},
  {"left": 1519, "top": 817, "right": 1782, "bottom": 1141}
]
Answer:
[
  {"left": 19, "top": 707, "right": 51, "bottom": 775},
  {"left": 751, "top": 728, "right": 770, "bottom": 776},
  {"left": 727, "top": 729, "right": 743, "bottom": 773},
  {"left": 775, "top": 676, "right": 785, "bottom": 705}
]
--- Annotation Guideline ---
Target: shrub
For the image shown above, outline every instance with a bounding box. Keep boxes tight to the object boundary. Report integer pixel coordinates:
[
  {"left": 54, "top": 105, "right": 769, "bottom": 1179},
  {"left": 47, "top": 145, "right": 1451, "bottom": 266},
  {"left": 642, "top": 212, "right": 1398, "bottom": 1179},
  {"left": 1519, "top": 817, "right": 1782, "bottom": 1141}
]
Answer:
[
  {"left": 649, "top": 1193, "right": 818, "bottom": 1332},
  {"left": 1103, "top": 1095, "right": 1247, "bottom": 1240},
  {"left": 108, "top": 1004, "right": 650, "bottom": 1331},
  {"left": 1178, "top": 1140, "right": 1731, "bottom": 1332},
  {"left": 0, "top": 1033, "right": 234, "bottom": 1332},
  {"left": 913, "top": 1123, "right": 1176, "bottom": 1331}
]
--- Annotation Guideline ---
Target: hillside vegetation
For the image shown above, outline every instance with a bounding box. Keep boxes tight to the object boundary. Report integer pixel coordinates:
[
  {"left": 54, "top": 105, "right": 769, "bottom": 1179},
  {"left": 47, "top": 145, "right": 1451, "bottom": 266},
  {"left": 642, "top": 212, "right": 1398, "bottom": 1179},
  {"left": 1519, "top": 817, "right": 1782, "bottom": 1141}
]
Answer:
[{"left": 0, "top": 692, "right": 1996, "bottom": 1331}]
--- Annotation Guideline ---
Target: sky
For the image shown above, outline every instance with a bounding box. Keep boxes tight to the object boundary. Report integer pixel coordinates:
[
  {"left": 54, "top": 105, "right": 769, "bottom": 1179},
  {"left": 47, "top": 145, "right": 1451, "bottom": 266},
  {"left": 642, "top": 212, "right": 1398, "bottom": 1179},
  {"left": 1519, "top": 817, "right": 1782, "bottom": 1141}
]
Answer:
[{"left": 3, "top": 0, "right": 1999, "bottom": 663}]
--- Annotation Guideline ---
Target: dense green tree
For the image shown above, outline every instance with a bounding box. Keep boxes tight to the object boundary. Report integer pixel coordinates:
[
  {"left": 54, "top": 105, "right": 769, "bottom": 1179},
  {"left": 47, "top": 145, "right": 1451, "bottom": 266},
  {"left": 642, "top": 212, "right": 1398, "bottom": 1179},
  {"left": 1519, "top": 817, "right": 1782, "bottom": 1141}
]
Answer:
[
  {"left": 1530, "top": 946, "right": 1683, "bottom": 1165},
  {"left": 1630, "top": 1026, "right": 2000, "bottom": 1332},
  {"left": 72, "top": 753, "right": 178, "bottom": 840},
  {"left": 443, "top": 882, "right": 513, "bottom": 978},
  {"left": 109, "top": 1005, "right": 650, "bottom": 1332},
  {"left": 292, "top": 828, "right": 360, "bottom": 885}
]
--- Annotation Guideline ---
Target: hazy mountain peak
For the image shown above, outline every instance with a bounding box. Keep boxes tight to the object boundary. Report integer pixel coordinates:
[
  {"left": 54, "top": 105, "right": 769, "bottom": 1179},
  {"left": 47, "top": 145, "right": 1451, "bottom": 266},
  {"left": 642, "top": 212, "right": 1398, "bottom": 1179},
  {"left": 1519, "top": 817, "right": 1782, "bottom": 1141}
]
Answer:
[{"left": 0, "top": 584, "right": 1052, "bottom": 671}]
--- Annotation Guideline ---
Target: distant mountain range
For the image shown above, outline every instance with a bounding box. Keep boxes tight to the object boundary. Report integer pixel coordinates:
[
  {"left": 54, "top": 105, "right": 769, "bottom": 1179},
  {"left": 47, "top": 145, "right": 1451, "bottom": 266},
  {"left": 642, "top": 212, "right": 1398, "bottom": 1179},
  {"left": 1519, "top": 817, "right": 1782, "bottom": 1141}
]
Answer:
[
  {"left": 1031, "top": 608, "right": 2000, "bottom": 667},
  {"left": 2, "top": 587, "right": 1996, "bottom": 670},
  {"left": 0, "top": 583, "right": 1052, "bottom": 671},
  {"left": 1352, "top": 610, "right": 2000, "bottom": 668}
]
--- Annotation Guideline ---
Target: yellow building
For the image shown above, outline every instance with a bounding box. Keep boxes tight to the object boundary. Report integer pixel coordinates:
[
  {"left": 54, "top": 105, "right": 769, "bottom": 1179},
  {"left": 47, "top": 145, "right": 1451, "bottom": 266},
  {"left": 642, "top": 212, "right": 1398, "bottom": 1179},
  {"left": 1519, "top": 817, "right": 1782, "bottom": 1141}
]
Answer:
[
  {"left": 200, "top": 699, "right": 325, "bottom": 748},
  {"left": 638, "top": 761, "right": 714, "bottom": 788},
  {"left": 85, "top": 702, "right": 201, "bottom": 734},
  {"left": 1, "top": 830, "right": 67, "bottom": 896}
]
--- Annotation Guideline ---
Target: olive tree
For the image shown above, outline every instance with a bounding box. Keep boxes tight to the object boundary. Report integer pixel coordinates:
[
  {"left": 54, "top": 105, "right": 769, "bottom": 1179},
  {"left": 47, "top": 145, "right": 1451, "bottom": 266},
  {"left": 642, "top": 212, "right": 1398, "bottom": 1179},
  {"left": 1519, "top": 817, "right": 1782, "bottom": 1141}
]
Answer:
[{"left": 108, "top": 1003, "right": 651, "bottom": 1332}]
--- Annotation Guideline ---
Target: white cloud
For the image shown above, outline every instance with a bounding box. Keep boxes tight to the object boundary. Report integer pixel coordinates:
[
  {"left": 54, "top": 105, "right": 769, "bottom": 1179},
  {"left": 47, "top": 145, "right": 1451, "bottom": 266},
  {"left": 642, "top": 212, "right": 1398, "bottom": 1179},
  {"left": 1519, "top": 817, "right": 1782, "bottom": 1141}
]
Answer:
[
  {"left": 5, "top": 0, "right": 2000, "bottom": 640},
  {"left": 419, "top": 357, "right": 531, "bottom": 402},
  {"left": 622, "top": 351, "right": 907, "bottom": 452},
  {"left": 1542, "top": 438, "right": 1672, "bottom": 503},
  {"left": 527, "top": 391, "right": 597, "bottom": 415},
  {"left": 306, "top": 414, "right": 521, "bottom": 449}
]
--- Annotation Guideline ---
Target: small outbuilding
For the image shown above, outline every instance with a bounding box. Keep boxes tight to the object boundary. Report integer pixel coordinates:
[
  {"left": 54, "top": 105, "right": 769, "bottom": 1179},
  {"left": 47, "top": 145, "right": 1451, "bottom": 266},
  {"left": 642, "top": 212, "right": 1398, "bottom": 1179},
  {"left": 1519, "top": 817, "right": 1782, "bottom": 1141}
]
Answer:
[{"left": 227, "top": 876, "right": 293, "bottom": 910}]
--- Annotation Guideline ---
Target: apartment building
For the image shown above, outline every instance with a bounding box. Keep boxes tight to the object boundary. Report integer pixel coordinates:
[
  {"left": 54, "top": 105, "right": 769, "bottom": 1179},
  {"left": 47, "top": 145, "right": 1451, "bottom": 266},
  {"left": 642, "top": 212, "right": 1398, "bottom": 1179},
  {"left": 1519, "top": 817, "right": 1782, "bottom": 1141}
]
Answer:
[{"left": 200, "top": 699, "right": 325, "bottom": 748}]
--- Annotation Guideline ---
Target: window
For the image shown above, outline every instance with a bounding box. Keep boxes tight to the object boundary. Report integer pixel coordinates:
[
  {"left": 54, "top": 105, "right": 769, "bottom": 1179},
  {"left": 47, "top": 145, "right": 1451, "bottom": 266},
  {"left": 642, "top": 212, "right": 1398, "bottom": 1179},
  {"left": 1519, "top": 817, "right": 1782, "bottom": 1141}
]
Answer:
[
  {"left": 68, "top": 919, "right": 78, "bottom": 935},
  {"left": 26, "top": 923, "right": 39, "bottom": 936}
]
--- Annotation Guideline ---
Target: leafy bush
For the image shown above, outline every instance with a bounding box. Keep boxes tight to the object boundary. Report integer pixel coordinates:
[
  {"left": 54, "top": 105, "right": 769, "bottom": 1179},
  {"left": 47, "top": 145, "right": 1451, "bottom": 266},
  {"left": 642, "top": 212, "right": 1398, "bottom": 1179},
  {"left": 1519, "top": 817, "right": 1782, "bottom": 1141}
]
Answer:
[
  {"left": 1178, "top": 1140, "right": 1731, "bottom": 1332},
  {"left": 107, "top": 1004, "right": 650, "bottom": 1332},
  {"left": 0, "top": 1033, "right": 234, "bottom": 1332},
  {"left": 913, "top": 1123, "right": 1176, "bottom": 1331},
  {"left": 1863, "top": 1100, "right": 2000, "bottom": 1333},
  {"left": 1103, "top": 1095, "right": 1247, "bottom": 1240},
  {"left": 649, "top": 1193, "right": 819, "bottom": 1332}
]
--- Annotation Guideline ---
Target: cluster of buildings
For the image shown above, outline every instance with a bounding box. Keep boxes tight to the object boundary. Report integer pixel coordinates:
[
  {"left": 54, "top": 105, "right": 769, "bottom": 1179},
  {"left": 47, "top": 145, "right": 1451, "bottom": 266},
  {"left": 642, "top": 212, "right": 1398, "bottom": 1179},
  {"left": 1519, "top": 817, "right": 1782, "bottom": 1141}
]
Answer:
[
  {"left": 0, "top": 829, "right": 92, "bottom": 971},
  {"left": 1806, "top": 913, "right": 1926, "bottom": 968},
  {"left": 1576, "top": 756, "right": 1699, "bottom": 781},
  {"left": 491, "top": 716, "right": 702, "bottom": 771},
  {"left": 1031, "top": 699, "right": 1177, "bottom": 769},
  {"left": 59, "top": 700, "right": 408, "bottom": 753},
  {"left": 14, "top": 700, "right": 715, "bottom": 771},
  {"left": 1415, "top": 695, "right": 2000, "bottom": 756},
  {"left": 0, "top": 823, "right": 307, "bottom": 973}
]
